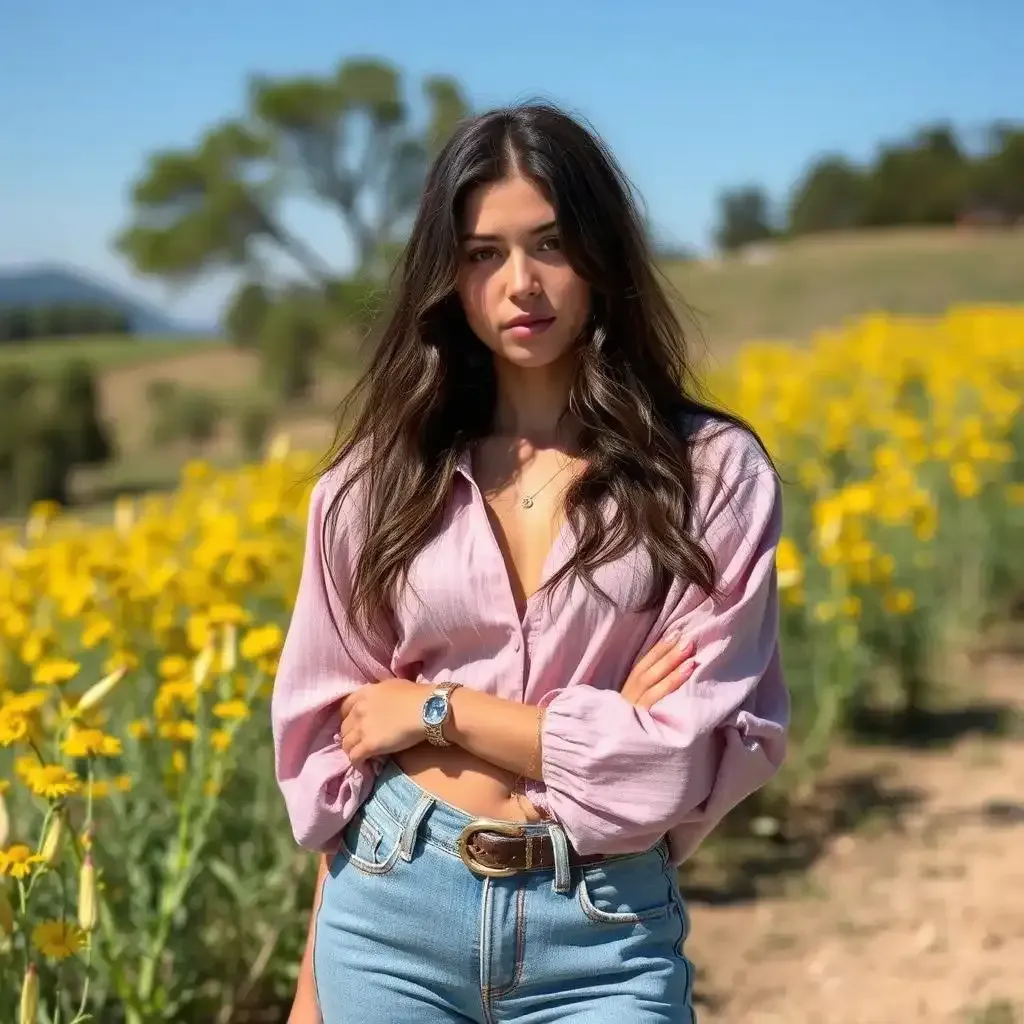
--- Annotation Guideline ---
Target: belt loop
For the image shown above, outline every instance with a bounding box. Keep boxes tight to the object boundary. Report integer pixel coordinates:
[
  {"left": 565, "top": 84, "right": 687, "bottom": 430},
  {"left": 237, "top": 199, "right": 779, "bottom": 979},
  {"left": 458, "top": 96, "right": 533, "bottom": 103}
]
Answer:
[
  {"left": 547, "top": 824, "right": 571, "bottom": 894},
  {"left": 399, "top": 793, "right": 435, "bottom": 862}
]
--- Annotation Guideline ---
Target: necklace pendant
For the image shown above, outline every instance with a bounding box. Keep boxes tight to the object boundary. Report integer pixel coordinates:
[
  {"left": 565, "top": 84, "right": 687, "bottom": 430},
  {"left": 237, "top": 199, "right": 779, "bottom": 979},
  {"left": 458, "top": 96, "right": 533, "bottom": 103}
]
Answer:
[{"left": 520, "top": 496, "right": 534, "bottom": 509}]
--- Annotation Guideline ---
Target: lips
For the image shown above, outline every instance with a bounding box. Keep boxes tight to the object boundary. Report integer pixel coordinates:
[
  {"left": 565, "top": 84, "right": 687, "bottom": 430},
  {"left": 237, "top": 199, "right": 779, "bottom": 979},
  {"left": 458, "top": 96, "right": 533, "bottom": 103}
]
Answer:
[{"left": 503, "top": 314, "right": 556, "bottom": 330}]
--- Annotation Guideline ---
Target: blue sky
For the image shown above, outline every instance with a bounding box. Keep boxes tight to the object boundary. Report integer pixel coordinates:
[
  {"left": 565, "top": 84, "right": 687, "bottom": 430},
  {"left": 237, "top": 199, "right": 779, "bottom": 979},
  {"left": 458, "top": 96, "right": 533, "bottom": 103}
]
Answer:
[{"left": 1, "top": 0, "right": 1020, "bottom": 327}]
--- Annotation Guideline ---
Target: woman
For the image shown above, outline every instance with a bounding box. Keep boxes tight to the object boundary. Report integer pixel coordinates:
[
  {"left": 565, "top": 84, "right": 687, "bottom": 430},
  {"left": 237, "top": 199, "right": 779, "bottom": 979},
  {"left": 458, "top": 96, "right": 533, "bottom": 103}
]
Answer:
[{"left": 271, "top": 101, "right": 788, "bottom": 1023}]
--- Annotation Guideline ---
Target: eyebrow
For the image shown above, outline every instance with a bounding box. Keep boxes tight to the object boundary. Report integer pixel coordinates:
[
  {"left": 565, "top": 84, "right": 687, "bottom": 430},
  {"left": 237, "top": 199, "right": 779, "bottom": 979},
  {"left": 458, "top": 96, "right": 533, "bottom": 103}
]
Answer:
[{"left": 460, "top": 220, "right": 558, "bottom": 242}]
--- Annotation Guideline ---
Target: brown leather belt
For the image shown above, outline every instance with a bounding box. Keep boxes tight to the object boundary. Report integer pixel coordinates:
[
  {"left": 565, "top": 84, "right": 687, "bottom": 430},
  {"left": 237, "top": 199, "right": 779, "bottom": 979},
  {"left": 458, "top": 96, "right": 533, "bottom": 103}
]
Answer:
[{"left": 456, "top": 818, "right": 608, "bottom": 878}]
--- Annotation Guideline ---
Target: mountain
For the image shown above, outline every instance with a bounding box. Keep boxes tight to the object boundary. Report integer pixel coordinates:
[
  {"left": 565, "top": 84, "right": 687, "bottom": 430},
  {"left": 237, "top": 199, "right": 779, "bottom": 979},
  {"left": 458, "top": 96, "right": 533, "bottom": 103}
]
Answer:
[{"left": 0, "top": 264, "right": 206, "bottom": 335}]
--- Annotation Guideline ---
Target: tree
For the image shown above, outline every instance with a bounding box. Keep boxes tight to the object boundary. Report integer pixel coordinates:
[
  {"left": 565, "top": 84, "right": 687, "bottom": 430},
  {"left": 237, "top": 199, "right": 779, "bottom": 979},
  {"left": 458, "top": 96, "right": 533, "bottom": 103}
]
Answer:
[
  {"left": 52, "top": 360, "right": 114, "bottom": 466},
  {"left": 971, "top": 124, "right": 1024, "bottom": 219},
  {"left": 787, "top": 156, "right": 867, "bottom": 235},
  {"left": 116, "top": 58, "right": 468, "bottom": 291},
  {"left": 224, "top": 281, "right": 271, "bottom": 348},
  {"left": 861, "top": 123, "right": 970, "bottom": 227},
  {"left": 258, "top": 296, "right": 321, "bottom": 402},
  {"left": 715, "top": 186, "right": 776, "bottom": 253}
]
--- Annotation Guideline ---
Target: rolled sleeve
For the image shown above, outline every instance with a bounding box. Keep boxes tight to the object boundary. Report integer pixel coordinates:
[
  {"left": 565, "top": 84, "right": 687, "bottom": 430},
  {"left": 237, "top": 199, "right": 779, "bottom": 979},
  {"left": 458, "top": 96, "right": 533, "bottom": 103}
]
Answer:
[
  {"left": 539, "top": 461, "right": 789, "bottom": 856},
  {"left": 270, "top": 467, "right": 395, "bottom": 853}
]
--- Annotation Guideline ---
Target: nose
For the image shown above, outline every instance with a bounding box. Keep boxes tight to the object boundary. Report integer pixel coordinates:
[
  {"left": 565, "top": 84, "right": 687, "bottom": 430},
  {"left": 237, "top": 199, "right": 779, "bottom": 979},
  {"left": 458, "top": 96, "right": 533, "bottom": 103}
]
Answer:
[{"left": 506, "top": 249, "right": 540, "bottom": 299}]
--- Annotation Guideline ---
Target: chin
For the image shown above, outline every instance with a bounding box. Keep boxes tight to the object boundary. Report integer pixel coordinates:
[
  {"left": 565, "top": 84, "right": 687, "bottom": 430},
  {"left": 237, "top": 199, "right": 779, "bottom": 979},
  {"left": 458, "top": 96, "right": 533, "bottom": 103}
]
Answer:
[{"left": 494, "top": 340, "right": 576, "bottom": 372}]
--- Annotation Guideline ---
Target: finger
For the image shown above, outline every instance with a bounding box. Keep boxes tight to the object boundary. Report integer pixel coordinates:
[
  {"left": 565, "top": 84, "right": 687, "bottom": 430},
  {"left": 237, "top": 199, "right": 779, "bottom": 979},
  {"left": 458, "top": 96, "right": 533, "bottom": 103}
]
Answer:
[
  {"left": 640, "top": 638, "right": 695, "bottom": 691},
  {"left": 340, "top": 724, "right": 359, "bottom": 757},
  {"left": 631, "top": 637, "right": 681, "bottom": 676},
  {"left": 635, "top": 659, "right": 697, "bottom": 710},
  {"left": 623, "top": 638, "right": 686, "bottom": 700}
]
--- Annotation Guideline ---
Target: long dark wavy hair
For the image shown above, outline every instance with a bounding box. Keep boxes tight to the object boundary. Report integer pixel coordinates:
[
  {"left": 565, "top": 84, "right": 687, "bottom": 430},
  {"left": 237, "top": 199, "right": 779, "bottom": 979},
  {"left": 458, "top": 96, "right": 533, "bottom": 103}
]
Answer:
[{"left": 322, "top": 101, "right": 764, "bottom": 631}]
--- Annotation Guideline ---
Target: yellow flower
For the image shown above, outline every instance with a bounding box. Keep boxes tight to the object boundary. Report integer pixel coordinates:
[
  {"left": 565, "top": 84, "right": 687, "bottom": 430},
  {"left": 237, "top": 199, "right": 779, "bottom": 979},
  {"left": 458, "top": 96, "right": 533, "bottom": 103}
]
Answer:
[
  {"left": 62, "top": 726, "right": 123, "bottom": 758},
  {"left": 240, "top": 623, "right": 284, "bottom": 660},
  {"left": 86, "top": 779, "right": 111, "bottom": 799},
  {"left": 187, "top": 615, "right": 213, "bottom": 652},
  {"left": 103, "top": 648, "right": 140, "bottom": 674},
  {"left": 950, "top": 461, "right": 980, "bottom": 499},
  {"left": 774, "top": 538, "right": 803, "bottom": 590},
  {"left": 32, "top": 918, "right": 87, "bottom": 959},
  {"left": 26, "top": 764, "right": 81, "bottom": 800},
  {"left": 883, "top": 588, "right": 916, "bottom": 615},
  {"left": 4, "top": 690, "right": 47, "bottom": 714},
  {"left": 159, "top": 720, "right": 198, "bottom": 742},
  {"left": 81, "top": 617, "right": 114, "bottom": 648},
  {"left": 0, "top": 844, "right": 45, "bottom": 879},
  {"left": 208, "top": 603, "right": 250, "bottom": 626},
  {"left": 158, "top": 655, "right": 190, "bottom": 679},
  {"left": 0, "top": 706, "right": 29, "bottom": 746},
  {"left": 213, "top": 700, "right": 249, "bottom": 721},
  {"left": 211, "top": 729, "right": 232, "bottom": 752},
  {"left": 20, "top": 631, "right": 50, "bottom": 666},
  {"left": 128, "top": 719, "right": 153, "bottom": 740},
  {"left": 33, "top": 658, "right": 81, "bottom": 686}
]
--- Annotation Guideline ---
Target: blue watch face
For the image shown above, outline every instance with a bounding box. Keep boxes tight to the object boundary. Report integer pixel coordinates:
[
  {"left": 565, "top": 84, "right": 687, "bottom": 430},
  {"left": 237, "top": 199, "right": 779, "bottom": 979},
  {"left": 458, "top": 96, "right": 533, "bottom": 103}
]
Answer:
[{"left": 423, "top": 694, "right": 449, "bottom": 726}]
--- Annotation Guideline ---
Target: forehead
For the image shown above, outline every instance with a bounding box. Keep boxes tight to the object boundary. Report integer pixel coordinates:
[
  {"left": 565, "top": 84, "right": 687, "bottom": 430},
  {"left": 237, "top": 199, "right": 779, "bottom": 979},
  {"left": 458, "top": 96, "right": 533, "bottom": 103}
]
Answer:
[{"left": 460, "top": 173, "right": 555, "bottom": 235}]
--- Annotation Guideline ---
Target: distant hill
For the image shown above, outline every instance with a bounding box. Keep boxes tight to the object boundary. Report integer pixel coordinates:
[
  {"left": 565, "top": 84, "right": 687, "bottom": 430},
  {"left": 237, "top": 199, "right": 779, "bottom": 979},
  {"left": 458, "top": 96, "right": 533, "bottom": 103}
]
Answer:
[{"left": 0, "top": 264, "right": 204, "bottom": 336}]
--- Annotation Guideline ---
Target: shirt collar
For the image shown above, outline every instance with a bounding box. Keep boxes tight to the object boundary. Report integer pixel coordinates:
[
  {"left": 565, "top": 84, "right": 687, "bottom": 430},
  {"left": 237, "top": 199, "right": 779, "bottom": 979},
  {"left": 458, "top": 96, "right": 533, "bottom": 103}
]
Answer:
[{"left": 454, "top": 446, "right": 474, "bottom": 482}]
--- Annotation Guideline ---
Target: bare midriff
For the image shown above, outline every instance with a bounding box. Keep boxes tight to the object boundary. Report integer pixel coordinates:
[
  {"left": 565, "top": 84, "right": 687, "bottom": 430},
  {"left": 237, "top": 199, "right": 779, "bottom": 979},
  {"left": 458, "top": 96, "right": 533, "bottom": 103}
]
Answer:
[{"left": 393, "top": 744, "right": 547, "bottom": 823}]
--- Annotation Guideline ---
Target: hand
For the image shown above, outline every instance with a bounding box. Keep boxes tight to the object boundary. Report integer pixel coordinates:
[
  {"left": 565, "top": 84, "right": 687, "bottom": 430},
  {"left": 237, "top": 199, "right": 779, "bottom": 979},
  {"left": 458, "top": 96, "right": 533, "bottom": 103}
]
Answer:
[
  {"left": 621, "top": 635, "right": 696, "bottom": 709},
  {"left": 338, "top": 678, "right": 427, "bottom": 765}
]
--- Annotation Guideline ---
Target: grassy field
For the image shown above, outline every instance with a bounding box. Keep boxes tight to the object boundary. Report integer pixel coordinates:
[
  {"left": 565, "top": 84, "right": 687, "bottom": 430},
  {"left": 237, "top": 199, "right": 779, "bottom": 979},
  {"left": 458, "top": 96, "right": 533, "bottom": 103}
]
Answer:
[
  {"left": 667, "top": 226, "right": 1024, "bottom": 358},
  {"left": 0, "top": 334, "right": 224, "bottom": 374}
]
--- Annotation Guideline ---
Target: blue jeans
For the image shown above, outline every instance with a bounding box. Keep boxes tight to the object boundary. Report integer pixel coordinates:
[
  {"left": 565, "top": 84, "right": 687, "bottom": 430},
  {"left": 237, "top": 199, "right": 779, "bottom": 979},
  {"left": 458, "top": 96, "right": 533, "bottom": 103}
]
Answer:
[{"left": 313, "top": 758, "right": 696, "bottom": 1022}]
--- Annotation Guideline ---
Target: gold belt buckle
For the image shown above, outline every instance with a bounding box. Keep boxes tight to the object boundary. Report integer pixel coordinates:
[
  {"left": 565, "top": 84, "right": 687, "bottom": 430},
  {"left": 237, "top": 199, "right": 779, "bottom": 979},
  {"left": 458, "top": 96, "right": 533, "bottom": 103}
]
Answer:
[{"left": 457, "top": 819, "right": 524, "bottom": 878}]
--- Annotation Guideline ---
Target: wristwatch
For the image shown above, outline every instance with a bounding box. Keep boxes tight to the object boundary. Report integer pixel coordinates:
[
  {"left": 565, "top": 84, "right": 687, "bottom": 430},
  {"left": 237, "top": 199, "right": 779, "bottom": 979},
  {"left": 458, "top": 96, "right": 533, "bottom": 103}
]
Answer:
[{"left": 421, "top": 681, "right": 463, "bottom": 747}]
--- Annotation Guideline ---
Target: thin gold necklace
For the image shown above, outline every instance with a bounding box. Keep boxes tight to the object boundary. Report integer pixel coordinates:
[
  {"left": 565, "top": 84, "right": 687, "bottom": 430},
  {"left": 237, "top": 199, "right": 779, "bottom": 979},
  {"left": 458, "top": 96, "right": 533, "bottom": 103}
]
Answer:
[{"left": 517, "top": 458, "right": 572, "bottom": 509}]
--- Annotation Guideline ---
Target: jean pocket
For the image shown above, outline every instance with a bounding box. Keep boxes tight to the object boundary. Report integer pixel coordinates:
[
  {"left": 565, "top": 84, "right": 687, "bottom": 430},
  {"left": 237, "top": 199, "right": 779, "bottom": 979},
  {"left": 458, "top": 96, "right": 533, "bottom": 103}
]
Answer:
[
  {"left": 337, "top": 805, "right": 401, "bottom": 876},
  {"left": 577, "top": 843, "right": 676, "bottom": 925}
]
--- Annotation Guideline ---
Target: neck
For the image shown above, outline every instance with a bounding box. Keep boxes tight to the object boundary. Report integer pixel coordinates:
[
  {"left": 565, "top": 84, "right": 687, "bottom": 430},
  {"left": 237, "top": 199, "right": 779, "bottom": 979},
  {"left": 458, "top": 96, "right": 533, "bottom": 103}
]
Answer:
[{"left": 492, "top": 354, "right": 577, "bottom": 445}]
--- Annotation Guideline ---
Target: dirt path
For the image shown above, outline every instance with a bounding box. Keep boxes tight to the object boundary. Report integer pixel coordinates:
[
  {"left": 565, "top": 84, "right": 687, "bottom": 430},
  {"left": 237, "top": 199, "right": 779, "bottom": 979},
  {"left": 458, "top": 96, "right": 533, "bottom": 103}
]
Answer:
[{"left": 685, "top": 653, "right": 1024, "bottom": 1024}]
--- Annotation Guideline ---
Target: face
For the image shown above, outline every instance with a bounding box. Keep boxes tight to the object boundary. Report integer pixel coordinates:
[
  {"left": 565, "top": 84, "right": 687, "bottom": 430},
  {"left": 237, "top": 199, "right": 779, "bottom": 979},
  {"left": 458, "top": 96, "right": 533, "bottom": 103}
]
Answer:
[{"left": 455, "top": 173, "right": 590, "bottom": 372}]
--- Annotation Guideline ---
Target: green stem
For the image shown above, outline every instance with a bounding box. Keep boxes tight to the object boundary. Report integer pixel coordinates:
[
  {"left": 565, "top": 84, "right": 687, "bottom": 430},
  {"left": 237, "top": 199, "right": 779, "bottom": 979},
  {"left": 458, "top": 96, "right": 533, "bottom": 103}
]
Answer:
[
  {"left": 60, "top": 773, "right": 140, "bottom": 1022},
  {"left": 70, "top": 937, "right": 94, "bottom": 1023},
  {"left": 134, "top": 666, "right": 262, "bottom": 1013}
]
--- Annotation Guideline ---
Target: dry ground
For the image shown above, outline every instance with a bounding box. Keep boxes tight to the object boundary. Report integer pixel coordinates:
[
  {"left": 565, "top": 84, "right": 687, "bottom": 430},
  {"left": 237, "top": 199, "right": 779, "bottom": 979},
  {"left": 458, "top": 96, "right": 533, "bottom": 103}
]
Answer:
[{"left": 685, "top": 651, "right": 1024, "bottom": 1024}]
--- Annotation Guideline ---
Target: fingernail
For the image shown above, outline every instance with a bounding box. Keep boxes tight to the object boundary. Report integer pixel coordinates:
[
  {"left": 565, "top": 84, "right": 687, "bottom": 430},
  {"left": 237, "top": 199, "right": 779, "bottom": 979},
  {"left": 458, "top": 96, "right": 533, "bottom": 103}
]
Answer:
[{"left": 678, "top": 638, "right": 695, "bottom": 655}]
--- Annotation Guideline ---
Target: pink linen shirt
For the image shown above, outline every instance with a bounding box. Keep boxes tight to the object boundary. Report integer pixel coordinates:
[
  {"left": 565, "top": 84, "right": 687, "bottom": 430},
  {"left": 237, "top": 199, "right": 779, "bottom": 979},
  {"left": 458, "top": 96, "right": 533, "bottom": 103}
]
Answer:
[{"left": 271, "top": 418, "right": 789, "bottom": 866}]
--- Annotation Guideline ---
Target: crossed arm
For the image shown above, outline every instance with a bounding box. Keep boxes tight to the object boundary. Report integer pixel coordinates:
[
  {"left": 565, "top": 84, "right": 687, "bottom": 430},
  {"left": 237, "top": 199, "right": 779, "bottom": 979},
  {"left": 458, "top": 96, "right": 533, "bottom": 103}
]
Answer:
[{"left": 334, "top": 634, "right": 696, "bottom": 777}]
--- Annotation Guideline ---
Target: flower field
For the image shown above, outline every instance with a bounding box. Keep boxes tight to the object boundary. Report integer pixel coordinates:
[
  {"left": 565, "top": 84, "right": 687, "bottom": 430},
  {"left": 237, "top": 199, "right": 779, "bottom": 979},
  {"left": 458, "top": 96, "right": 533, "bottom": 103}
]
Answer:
[{"left": 1, "top": 305, "right": 1023, "bottom": 1022}]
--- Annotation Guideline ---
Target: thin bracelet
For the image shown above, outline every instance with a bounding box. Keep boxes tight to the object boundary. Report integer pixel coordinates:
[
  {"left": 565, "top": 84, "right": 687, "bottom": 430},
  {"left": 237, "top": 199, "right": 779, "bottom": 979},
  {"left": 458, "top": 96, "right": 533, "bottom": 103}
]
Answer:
[{"left": 513, "top": 706, "right": 545, "bottom": 807}]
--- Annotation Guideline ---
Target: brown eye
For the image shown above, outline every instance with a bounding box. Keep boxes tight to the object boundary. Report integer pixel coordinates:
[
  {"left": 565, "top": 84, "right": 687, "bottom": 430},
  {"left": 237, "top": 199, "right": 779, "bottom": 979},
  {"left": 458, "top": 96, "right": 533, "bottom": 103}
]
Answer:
[
  {"left": 537, "top": 235, "right": 562, "bottom": 252},
  {"left": 466, "top": 247, "right": 497, "bottom": 263}
]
